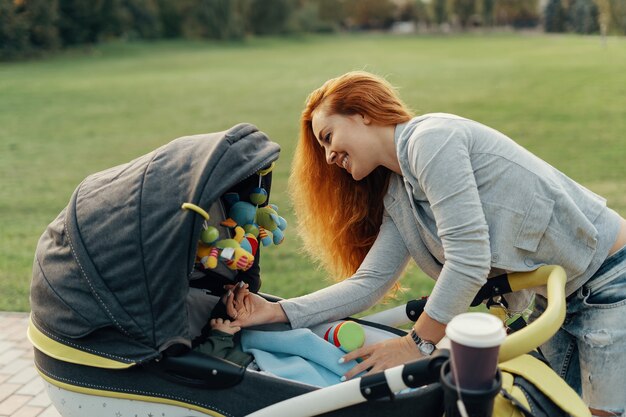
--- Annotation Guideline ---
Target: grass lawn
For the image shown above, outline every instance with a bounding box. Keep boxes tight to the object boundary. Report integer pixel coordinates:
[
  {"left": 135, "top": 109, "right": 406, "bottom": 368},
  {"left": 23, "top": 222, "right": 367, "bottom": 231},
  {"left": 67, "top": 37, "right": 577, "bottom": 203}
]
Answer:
[{"left": 1, "top": 33, "right": 625, "bottom": 312}]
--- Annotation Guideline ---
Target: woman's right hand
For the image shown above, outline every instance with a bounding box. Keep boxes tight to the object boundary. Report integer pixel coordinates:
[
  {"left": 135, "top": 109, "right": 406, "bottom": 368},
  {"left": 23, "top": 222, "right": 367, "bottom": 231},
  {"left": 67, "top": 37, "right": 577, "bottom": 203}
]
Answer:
[{"left": 223, "top": 283, "right": 288, "bottom": 328}]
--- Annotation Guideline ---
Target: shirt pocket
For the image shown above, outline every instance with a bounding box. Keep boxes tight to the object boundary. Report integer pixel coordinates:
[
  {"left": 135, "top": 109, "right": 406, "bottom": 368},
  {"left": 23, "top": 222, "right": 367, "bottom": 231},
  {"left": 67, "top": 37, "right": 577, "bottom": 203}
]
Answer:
[{"left": 514, "top": 194, "right": 555, "bottom": 252}]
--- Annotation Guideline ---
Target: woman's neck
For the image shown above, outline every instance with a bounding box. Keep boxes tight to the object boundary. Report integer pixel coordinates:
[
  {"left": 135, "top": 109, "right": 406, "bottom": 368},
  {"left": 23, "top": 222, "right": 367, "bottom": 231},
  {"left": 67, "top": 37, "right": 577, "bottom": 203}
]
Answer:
[{"left": 378, "top": 124, "right": 401, "bottom": 175}]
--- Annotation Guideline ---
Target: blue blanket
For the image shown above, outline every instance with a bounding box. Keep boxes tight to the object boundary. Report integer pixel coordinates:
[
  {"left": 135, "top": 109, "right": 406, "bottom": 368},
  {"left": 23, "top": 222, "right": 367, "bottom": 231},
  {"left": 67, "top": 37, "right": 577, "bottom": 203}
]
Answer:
[{"left": 240, "top": 328, "right": 358, "bottom": 387}]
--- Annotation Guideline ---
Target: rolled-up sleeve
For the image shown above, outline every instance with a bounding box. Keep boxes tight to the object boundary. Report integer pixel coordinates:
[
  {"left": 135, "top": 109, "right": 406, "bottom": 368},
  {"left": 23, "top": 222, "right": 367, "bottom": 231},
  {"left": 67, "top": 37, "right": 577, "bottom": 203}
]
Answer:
[
  {"left": 407, "top": 123, "right": 492, "bottom": 323},
  {"left": 280, "top": 211, "right": 411, "bottom": 329}
]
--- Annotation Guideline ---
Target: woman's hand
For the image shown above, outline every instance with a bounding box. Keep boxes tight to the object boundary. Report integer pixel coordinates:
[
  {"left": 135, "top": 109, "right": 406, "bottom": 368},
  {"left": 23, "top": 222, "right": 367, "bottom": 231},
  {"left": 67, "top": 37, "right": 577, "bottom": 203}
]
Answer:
[
  {"left": 340, "top": 335, "right": 421, "bottom": 380},
  {"left": 222, "top": 282, "right": 250, "bottom": 319},
  {"left": 223, "top": 283, "right": 288, "bottom": 328}
]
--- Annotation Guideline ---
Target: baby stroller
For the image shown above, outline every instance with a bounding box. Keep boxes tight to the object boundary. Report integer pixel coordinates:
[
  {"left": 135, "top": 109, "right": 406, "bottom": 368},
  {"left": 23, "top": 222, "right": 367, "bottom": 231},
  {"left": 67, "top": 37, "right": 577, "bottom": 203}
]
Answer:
[{"left": 28, "top": 123, "right": 589, "bottom": 417}]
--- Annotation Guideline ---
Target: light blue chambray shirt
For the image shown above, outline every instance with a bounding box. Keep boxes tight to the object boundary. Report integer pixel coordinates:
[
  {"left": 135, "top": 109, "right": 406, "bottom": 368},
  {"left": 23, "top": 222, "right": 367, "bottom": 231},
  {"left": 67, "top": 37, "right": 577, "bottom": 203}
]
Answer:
[{"left": 281, "top": 114, "right": 620, "bottom": 327}]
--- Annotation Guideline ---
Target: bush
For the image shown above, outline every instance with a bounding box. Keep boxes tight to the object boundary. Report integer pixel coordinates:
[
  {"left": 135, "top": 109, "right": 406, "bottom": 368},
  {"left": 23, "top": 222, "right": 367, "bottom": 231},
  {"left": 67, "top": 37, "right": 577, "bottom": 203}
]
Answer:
[
  {"left": 1, "top": 0, "right": 59, "bottom": 60},
  {"left": 608, "top": 0, "right": 626, "bottom": 35},
  {"left": 495, "top": 0, "right": 539, "bottom": 28},
  {"left": 0, "top": 0, "right": 30, "bottom": 59},
  {"left": 121, "top": 0, "right": 162, "bottom": 39},
  {"left": 287, "top": 1, "right": 335, "bottom": 33},
  {"left": 247, "top": 0, "right": 294, "bottom": 35},
  {"left": 568, "top": 0, "right": 599, "bottom": 33},
  {"left": 156, "top": 0, "right": 182, "bottom": 37},
  {"left": 23, "top": 0, "right": 60, "bottom": 49},
  {"left": 182, "top": 0, "right": 247, "bottom": 40},
  {"left": 544, "top": 0, "right": 566, "bottom": 32},
  {"left": 57, "top": 0, "right": 109, "bottom": 45}
]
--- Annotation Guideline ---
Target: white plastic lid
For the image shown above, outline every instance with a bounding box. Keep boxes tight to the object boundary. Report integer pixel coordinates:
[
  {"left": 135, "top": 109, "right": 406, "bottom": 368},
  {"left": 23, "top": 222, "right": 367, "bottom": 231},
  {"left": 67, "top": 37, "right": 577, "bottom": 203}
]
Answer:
[{"left": 445, "top": 312, "right": 506, "bottom": 348}]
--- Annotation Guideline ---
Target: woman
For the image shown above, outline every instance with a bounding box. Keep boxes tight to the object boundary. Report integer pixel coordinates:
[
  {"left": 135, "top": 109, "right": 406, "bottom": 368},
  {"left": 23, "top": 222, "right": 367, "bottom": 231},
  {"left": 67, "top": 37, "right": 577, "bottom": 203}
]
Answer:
[{"left": 229, "top": 71, "right": 626, "bottom": 415}]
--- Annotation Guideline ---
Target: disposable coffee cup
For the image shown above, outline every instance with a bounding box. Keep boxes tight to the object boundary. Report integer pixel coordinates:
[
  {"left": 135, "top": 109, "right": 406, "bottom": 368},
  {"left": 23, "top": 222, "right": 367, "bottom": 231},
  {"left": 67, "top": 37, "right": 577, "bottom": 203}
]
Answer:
[{"left": 445, "top": 312, "right": 506, "bottom": 391}]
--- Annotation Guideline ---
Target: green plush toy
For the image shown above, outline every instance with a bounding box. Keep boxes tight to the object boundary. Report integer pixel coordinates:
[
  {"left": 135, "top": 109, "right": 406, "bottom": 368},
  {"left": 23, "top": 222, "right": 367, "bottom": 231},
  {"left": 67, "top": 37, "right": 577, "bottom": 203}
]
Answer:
[{"left": 221, "top": 189, "right": 287, "bottom": 247}]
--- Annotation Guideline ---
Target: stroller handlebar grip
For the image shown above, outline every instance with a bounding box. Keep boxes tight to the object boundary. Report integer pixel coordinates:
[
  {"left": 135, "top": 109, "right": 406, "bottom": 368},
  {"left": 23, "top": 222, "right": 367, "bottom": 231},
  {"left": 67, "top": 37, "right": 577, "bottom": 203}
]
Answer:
[{"left": 499, "top": 265, "right": 567, "bottom": 363}]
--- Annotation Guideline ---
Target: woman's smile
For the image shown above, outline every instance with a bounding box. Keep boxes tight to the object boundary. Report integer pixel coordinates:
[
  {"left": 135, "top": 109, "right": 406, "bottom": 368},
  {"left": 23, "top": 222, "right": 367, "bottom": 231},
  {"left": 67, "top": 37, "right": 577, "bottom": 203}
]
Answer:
[{"left": 340, "top": 154, "right": 350, "bottom": 171}]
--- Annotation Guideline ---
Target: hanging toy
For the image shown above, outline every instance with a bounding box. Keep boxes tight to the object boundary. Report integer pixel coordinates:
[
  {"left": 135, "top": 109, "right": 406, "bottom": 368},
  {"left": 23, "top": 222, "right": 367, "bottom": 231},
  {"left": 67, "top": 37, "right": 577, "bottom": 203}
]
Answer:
[
  {"left": 220, "top": 164, "right": 287, "bottom": 247},
  {"left": 181, "top": 202, "right": 256, "bottom": 272},
  {"left": 250, "top": 187, "right": 268, "bottom": 206}
]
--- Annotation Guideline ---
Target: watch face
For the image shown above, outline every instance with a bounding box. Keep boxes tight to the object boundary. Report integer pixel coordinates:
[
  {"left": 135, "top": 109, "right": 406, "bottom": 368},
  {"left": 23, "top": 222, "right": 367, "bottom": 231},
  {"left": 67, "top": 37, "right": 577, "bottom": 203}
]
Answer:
[{"left": 419, "top": 341, "right": 436, "bottom": 356}]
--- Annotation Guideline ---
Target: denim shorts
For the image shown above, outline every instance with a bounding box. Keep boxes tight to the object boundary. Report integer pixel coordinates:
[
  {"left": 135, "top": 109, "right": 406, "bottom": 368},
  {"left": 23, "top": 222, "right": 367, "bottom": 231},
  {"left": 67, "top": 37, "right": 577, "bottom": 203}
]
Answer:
[{"left": 531, "top": 244, "right": 626, "bottom": 415}]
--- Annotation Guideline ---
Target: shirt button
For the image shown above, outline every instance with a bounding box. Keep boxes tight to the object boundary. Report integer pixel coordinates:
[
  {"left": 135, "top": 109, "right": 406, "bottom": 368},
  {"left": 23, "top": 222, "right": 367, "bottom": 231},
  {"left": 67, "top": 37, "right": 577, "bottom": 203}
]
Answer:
[{"left": 524, "top": 258, "right": 534, "bottom": 267}]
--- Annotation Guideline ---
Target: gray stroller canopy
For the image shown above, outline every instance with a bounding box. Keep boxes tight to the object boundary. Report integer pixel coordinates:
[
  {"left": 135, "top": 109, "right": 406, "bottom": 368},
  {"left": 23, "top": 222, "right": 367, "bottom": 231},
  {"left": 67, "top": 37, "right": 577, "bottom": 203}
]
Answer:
[{"left": 30, "top": 123, "right": 281, "bottom": 364}]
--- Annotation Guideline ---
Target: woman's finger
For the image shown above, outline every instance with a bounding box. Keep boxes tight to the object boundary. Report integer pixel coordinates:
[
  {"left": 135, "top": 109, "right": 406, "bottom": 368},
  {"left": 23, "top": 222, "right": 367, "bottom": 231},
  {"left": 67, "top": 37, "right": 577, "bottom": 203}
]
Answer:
[
  {"left": 341, "top": 344, "right": 372, "bottom": 363},
  {"left": 224, "top": 291, "right": 238, "bottom": 318},
  {"left": 342, "top": 357, "right": 373, "bottom": 381},
  {"left": 243, "top": 296, "right": 252, "bottom": 313},
  {"left": 234, "top": 284, "right": 248, "bottom": 306}
]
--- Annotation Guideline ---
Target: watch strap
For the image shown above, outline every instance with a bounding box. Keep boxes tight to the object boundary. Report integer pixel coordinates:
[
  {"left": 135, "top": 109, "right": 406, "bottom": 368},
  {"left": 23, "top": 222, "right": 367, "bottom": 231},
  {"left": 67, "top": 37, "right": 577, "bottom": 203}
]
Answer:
[{"left": 409, "top": 329, "right": 435, "bottom": 355}]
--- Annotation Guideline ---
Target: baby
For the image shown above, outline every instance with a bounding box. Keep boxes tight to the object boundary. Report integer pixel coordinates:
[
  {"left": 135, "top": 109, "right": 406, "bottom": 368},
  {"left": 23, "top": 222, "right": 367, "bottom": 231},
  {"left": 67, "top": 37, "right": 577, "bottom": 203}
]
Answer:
[
  {"left": 193, "top": 282, "right": 254, "bottom": 366},
  {"left": 193, "top": 282, "right": 362, "bottom": 387}
]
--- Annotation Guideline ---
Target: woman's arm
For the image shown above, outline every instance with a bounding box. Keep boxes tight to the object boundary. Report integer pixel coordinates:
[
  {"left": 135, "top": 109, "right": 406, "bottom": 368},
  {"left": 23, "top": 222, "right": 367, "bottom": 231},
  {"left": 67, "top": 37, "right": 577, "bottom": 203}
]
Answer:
[
  {"left": 278, "top": 211, "right": 411, "bottom": 329},
  {"left": 228, "top": 212, "right": 411, "bottom": 329},
  {"left": 407, "top": 120, "right": 492, "bottom": 324}
]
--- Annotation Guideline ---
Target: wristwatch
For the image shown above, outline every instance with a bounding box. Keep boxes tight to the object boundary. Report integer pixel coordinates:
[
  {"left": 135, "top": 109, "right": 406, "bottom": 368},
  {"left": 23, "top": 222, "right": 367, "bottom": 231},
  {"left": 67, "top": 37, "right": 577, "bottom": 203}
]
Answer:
[{"left": 409, "top": 329, "right": 436, "bottom": 356}]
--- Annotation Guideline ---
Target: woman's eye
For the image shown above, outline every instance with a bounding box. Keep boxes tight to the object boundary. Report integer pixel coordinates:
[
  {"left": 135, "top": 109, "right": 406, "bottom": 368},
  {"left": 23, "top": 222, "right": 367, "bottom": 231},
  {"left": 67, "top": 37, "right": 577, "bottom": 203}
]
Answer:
[{"left": 324, "top": 133, "right": 331, "bottom": 144}]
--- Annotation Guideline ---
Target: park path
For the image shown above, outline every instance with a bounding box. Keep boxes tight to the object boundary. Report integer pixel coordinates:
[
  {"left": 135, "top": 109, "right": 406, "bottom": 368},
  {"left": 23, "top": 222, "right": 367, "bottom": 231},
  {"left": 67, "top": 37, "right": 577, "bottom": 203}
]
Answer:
[{"left": 0, "top": 312, "right": 61, "bottom": 417}]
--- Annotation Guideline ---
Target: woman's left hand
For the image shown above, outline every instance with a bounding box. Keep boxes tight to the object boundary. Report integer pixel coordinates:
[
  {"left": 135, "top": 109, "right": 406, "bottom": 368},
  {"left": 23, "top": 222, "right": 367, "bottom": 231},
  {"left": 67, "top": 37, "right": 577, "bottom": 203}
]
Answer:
[{"left": 341, "top": 335, "right": 421, "bottom": 380}]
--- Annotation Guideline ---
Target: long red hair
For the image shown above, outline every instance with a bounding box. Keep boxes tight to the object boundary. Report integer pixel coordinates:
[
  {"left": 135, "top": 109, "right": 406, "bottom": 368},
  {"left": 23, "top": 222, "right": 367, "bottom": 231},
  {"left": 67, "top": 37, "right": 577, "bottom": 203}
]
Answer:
[{"left": 289, "top": 71, "right": 413, "bottom": 280}]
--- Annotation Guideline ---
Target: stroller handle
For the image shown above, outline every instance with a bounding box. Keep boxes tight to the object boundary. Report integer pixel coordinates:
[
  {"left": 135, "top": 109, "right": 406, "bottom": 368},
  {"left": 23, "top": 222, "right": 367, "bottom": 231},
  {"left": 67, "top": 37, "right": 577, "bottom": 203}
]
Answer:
[{"left": 498, "top": 265, "right": 566, "bottom": 362}]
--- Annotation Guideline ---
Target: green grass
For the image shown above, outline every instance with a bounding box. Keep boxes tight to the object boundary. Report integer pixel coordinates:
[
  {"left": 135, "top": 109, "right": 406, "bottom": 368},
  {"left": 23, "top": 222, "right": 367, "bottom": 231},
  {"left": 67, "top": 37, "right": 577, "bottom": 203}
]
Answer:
[{"left": 1, "top": 33, "right": 625, "bottom": 312}]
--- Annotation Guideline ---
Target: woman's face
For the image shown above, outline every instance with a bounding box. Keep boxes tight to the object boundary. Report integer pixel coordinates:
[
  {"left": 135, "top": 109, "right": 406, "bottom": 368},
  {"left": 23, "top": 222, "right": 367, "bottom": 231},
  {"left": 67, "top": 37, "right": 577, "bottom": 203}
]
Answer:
[{"left": 311, "top": 106, "right": 381, "bottom": 181}]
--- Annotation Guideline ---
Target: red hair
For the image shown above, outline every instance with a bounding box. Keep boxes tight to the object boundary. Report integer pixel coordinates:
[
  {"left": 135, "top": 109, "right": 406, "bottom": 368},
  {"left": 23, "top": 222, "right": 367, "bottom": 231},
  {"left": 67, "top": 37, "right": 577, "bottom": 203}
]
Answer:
[{"left": 289, "top": 71, "right": 413, "bottom": 280}]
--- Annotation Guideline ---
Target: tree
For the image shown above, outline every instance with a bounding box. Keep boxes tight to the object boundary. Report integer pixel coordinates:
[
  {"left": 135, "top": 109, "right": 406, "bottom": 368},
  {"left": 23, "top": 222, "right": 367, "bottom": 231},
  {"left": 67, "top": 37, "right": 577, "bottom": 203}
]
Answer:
[
  {"left": 57, "top": 0, "right": 108, "bottom": 45},
  {"left": 314, "top": 0, "right": 346, "bottom": 29},
  {"left": 248, "top": 0, "right": 294, "bottom": 35},
  {"left": 544, "top": 0, "right": 566, "bottom": 31},
  {"left": 343, "top": 0, "right": 396, "bottom": 30},
  {"left": 493, "top": 0, "right": 538, "bottom": 27},
  {"left": 0, "top": 0, "right": 30, "bottom": 59},
  {"left": 432, "top": 0, "right": 448, "bottom": 25},
  {"left": 121, "top": 0, "right": 162, "bottom": 39},
  {"left": 568, "top": 0, "right": 599, "bottom": 33},
  {"left": 181, "top": 0, "right": 247, "bottom": 40},
  {"left": 23, "top": 0, "right": 60, "bottom": 49},
  {"left": 607, "top": 0, "right": 626, "bottom": 34},
  {"left": 482, "top": 0, "right": 495, "bottom": 26},
  {"left": 451, "top": 0, "right": 477, "bottom": 28}
]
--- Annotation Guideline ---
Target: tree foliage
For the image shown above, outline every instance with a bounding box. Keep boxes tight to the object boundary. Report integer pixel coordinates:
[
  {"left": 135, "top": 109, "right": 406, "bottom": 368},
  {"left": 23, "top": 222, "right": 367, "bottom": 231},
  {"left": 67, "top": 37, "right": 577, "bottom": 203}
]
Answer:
[
  {"left": 568, "top": 0, "right": 599, "bottom": 33},
  {"left": 544, "top": 0, "right": 566, "bottom": 32},
  {"left": 247, "top": 0, "right": 293, "bottom": 35},
  {"left": 494, "top": 0, "right": 539, "bottom": 27},
  {"left": 2, "top": 0, "right": 626, "bottom": 61}
]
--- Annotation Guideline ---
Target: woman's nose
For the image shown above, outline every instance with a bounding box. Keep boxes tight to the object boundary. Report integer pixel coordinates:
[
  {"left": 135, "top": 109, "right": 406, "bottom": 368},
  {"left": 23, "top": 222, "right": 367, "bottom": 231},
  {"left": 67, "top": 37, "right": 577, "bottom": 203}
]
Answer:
[{"left": 326, "top": 150, "right": 337, "bottom": 165}]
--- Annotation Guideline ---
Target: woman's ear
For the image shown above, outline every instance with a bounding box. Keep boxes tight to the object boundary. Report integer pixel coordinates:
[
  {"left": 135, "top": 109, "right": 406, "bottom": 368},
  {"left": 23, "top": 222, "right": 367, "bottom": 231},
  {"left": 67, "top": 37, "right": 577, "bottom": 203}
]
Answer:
[{"left": 361, "top": 114, "right": 372, "bottom": 125}]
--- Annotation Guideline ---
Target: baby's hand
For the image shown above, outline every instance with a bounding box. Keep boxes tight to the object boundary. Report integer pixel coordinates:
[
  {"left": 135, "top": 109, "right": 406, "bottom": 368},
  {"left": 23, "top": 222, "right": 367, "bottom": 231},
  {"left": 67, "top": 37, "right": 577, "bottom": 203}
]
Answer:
[{"left": 210, "top": 318, "right": 241, "bottom": 335}]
